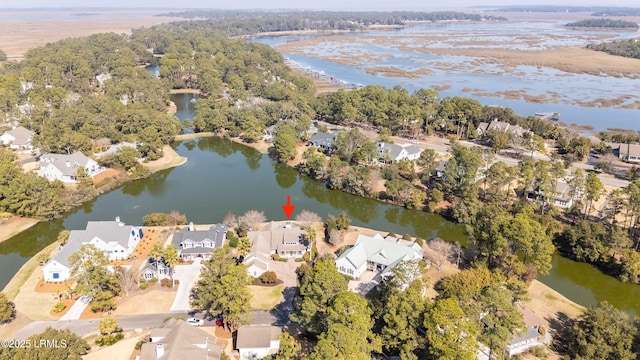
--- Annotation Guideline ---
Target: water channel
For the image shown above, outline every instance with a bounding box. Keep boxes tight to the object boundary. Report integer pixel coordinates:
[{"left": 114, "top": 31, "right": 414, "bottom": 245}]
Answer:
[{"left": 2, "top": 58, "right": 640, "bottom": 319}]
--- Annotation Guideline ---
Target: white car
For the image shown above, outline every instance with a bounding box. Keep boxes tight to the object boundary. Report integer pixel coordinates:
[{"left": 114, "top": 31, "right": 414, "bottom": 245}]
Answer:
[{"left": 186, "top": 317, "right": 204, "bottom": 326}]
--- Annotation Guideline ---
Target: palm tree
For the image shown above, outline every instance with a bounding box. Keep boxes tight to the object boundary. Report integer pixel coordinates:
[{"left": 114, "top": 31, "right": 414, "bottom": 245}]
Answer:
[
  {"left": 163, "top": 245, "right": 180, "bottom": 287},
  {"left": 149, "top": 243, "right": 163, "bottom": 280}
]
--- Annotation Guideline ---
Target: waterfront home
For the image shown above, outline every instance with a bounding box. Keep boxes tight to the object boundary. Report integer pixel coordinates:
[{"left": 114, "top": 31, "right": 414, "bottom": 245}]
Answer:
[
  {"left": 307, "top": 132, "right": 337, "bottom": 153},
  {"left": 476, "top": 120, "right": 531, "bottom": 138},
  {"left": 236, "top": 325, "right": 281, "bottom": 360},
  {"left": 42, "top": 218, "right": 143, "bottom": 282},
  {"left": 527, "top": 179, "right": 583, "bottom": 209},
  {"left": 171, "top": 223, "right": 227, "bottom": 261},
  {"left": 506, "top": 325, "right": 551, "bottom": 356},
  {"left": 377, "top": 141, "right": 421, "bottom": 162},
  {"left": 138, "top": 318, "right": 222, "bottom": 360},
  {"left": 38, "top": 152, "right": 104, "bottom": 183},
  {"left": 335, "top": 233, "right": 423, "bottom": 280},
  {"left": 0, "top": 126, "right": 34, "bottom": 153},
  {"left": 263, "top": 125, "right": 277, "bottom": 142},
  {"left": 247, "top": 221, "right": 308, "bottom": 260}
]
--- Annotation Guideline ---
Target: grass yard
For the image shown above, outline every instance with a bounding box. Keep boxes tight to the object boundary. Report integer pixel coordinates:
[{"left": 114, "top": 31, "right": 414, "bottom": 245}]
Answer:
[{"left": 249, "top": 284, "right": 285, "bottom": 311}]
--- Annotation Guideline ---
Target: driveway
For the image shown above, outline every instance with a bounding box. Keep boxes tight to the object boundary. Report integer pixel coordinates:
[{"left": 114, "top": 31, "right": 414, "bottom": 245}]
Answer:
[
  {"left": 348, "top": 270, "right": 381, "bottom": 296},
  {"left": 59, "top": 296, "right": 91, "bottom": 321},
  {"left": 169, "top": 259, "right": 202, "bottom": 312},
  {"left": 267, "top": 259, "right": 300, "bottom": 287}
]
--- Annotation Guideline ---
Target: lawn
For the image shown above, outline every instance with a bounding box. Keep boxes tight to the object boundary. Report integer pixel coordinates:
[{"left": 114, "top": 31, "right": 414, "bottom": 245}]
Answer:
[{"left": 249, "top": 284, "right": 285, "bottom": 311}]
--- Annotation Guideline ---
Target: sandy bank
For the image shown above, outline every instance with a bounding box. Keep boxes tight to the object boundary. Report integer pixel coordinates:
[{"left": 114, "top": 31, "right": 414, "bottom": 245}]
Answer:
[
  {"left": 142, "top": 145, "right": 187, "bottom": 173},
  {"left": 0, "top": 216, "right": 38, "bottom": 244}
]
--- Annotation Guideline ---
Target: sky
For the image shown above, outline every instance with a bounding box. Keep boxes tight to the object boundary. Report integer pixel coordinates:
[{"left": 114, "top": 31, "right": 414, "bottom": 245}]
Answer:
[{"left": 1, "top": 0, "right": 638, "bottom": 10}]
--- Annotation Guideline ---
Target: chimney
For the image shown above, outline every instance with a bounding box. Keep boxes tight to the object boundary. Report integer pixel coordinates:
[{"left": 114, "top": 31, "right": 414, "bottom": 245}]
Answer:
[
  {"left": 284, "top": 221, "right": 291, "bottom": 229},
  {"left": 155, "top": 344, "right": 164, "bottom": 358},
  {"left": 189, "top": 222, "right": 194, "bottom": 231},
  {"left": 65, "top": 161, "right": 70, "bottom": 167}
]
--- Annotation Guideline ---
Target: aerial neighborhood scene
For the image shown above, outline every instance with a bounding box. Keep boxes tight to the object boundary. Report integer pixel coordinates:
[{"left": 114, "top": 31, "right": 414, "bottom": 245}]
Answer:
[{"left": 2, "top": 0, "right": 640, "bottom": 359}]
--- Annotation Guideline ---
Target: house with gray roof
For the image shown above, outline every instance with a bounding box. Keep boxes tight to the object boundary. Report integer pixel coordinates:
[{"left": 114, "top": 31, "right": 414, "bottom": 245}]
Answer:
[
  {"left": 236, "top": 325, "right": 281, "bottom": 360},
  {"left": 476, "top": 120, "right": 531, "bottom": 138},
  {"left": 527, "top": 179, "right": 583, "bottom": 209},
  {"left": 0, "top": 126, "right": 34, "bottom": 153},
  {"left": 172, "top": 223, "right": 227, "bottom": 261},
  {"left": 42, "top": 217, "right": 142, "bottom": 282},
  {"left": 141, "top": 258, "right": 170, "bottom": 280},
  {"left": 244, "top": 253, "right": 271, "bottom": 278},
  {"left": 377, "top": 142, "right": 421, "bottom": 162},
  {"left": 247, "top": 221, "right": 308, "bottom": 260},
  {"left": 138, "top": 318, "right": 222, "bottom": 360},
  {"left": 307, "top": 132, "right": 337, "bottom": 153},
  {"left": 612, "top": 143, "right": 640, "bottom": 163},
  {"left": 38, "top": 152, "right": 104, "bottom": 183},
  {"left": 335, "top": 233, "right": 423, "bottom": 280}
]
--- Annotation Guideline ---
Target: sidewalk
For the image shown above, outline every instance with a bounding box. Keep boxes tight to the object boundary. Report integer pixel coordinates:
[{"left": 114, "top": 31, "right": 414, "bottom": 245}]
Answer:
[{"left": 59, "top": 296, "right": 91, "bottom": 321}]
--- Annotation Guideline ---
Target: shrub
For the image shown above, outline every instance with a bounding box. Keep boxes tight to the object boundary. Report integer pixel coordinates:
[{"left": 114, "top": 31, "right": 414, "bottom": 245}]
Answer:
[
  {"left": 403, "top": 233, "right": 412, "bottom": 241},
  {"left": 529, "top": 346, "right": 548, "bottom": 358},
  {"left": 229, "top": 237, "right": 239, "bottom": 248},
  {"left": 173, "top": 279, "right": 179, "bottom": 285},
  {"left": 95, "top": 333, "right": 124, "bottom": 347},
  {"left": 279, "top": 257, "right": 288, "bottom": 262},
  {"left": 386, "top": 232, "right": 397, "bottom": 238},
  {"left": 311, "top": 246, "right": 318, "bottom": 260},
  {"left": 415, "top": 237, "right": 424, "bottom": 246},
  {"left": 302, "top": 252, "right": 310, "bottom": 262},
  {"left": 142, "top": 213, "right": 168, "bottom": 226},
  {"left": 150, "top": 277, "right": 158, "bottom": 283},
  {"left": 272, "top": 254, "right": 281, "bottom": 261},
  {"left": 259, "top": 271, "right": 278, "bottom": 284},
  {"left": 295, "top": 258, "right": 305, "bottom": 262},
  {"left": 140, "top": 279, "right": 149, "bottom": 290},
  {"left": 238, "top": 230, "right": 248, "bottom": 237},
  {"left": 52, "top": 301, "right": 66, "bottom": 313},
  {"left": 160, "top": 278, "right": 172, "bottom": 287}
]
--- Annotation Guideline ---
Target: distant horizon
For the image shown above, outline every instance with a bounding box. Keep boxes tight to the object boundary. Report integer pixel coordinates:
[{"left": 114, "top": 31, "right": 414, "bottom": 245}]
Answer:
[{"left": 1, "top": 1, "right": 639, "bottom": 11}]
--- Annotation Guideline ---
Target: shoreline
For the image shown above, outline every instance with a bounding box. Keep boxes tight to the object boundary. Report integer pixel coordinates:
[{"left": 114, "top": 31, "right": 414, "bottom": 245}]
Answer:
[{"left": 0, "top": 217, "right": 39, "bottom": 244}]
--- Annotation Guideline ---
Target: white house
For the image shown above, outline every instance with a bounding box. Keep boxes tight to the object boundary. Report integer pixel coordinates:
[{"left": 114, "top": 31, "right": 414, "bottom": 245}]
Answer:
[
  {"left": 307, "top": 132, "right": 337, "bottom": 153},
  {"left": 527, "top": 179, "right": 583, "bottom": 209},
  {"left": 171, "top": 223, "right": 227, "bottom": 261},
  {"left": 377, "top": 142, "right": 421, "bottom": 162},
  {"left": 244, "top": 253, "right": 271, "bottom": 278},
  {"left": 93, "top": 142, "right": 138, "bottom": 158},
  {"left": 335, "top": 233, "right": 424, "bottom": 280},
  {"left": 612, "top": 143, "right": 640, "bottom": 163},
  {"left": 42, "top": 218, "right": 143, "bottom": 282},
  {"left": 236, "top": 325, "right": 281, "bottom": 360},
  {"left": 0, "top": 126, "right": 34, "bottom": 153},
  {"left": 506, "top": 325, "right": 551, "bottom": 357},
  {"left": 38, "top": 152, "right": 104, "bottom": 183}
]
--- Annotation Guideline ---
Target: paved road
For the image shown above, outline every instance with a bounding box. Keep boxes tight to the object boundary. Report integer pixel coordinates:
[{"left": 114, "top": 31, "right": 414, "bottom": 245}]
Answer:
[{"left": 15, "top": 313, "right": 189, "bottom": 339}]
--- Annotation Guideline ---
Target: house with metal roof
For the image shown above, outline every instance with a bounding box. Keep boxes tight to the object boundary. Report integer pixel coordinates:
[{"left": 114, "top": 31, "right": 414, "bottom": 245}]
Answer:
[
  {"left": 236, "top": 325, "right": 281, "bottom": 360},
  {"left": 138, "top": 318, "right": 223, "bottom": 360},
  {"left": 335, "top": 233, "right": 423, "bottom": 280},
  {"left": 171, "top": 223, "right": 227, "bottom": 261},
  {"left": 42, "top": 218, "right": 142, "bottom": 282},
  {"left": 38, "top": 152, "right": 104, "bottom": 183}
]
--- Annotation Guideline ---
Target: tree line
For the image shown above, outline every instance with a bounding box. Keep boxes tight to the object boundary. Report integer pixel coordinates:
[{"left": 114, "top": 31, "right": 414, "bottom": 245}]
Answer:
[
  {"left": 588, "top": 38, "right": 640, "bottom": 59},
  {"left": 566, "top": 18, "right": 639, "bottom": 29},
  {"left": 156, "top": 10, "right": 507, "bottom": 35}
]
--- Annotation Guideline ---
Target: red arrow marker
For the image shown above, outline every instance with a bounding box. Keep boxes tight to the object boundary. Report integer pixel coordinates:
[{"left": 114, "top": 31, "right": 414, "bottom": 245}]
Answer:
[{"left": 282, "top": 195, "right": 295, "bottom": 219}]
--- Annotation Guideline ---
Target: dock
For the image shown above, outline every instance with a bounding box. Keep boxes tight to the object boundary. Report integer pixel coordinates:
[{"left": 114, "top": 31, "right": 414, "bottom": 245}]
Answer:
[{"left": 534, "top": 112, "right": 560, "bottom": 121}]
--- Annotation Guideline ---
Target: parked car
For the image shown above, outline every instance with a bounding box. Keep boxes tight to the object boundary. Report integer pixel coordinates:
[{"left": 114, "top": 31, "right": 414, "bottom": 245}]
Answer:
[
  {"left": 215, "top": 315, "right": 223, "bottom": 327},
  {"left": 187, "top": 317, "right": 204, "bottom": 326}
]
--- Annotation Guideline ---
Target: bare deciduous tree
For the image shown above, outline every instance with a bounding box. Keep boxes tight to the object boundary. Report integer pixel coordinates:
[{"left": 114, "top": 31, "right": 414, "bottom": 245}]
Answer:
[
  {"left": 328, "top": 228, "right": 343, "bottom": 246},
  {"left": 295, "top": 210, "right": 322, "bottom": 228},
  {"left": 222, "top": 212, "right": 238, "bottom": 228},
  {"left": 167, "top": 211, "right": 187, "bottom": 226},
  {"left": 427, "top": 238, "right": 455, "bottom": 271},
  {"left": 239, "top": 210, "right": 266, "bottom": 231},
  {"left": 114, "top": 261, "right": 141, "bottom": 297}
]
